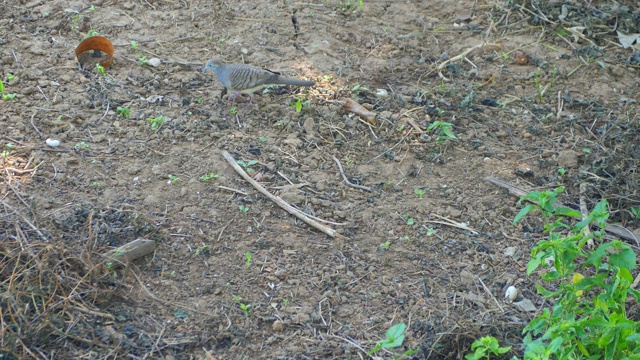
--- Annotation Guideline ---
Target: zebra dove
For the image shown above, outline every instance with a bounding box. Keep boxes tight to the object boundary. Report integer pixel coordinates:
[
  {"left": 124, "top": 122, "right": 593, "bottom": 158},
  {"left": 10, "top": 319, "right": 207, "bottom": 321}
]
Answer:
[{"left": 202, "top": 58, "right": 315, "bottom": 103}]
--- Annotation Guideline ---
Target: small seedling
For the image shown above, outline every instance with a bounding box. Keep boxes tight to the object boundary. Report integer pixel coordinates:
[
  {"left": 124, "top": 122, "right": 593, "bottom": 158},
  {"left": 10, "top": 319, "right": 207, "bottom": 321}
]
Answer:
[
  {"left": 196, "top": 97, "right": 203, "bottom": 104},
  {"left": 229, "top": 107, "right": 238, "bottom": 115},
  {"left": 90, "top": 181, "right": 99, "bottom": 187},
  {"left": 200, "top": 172, "right": 218, "bottom": 182},
  {"left": 282, "top": 298, "right": 289, "bottom": 307},
  {"left": 245, "top": 252, "right": 252, "bottom": 268},
  {"left": 196, "top": 244, "right": 210, "bottom": 256},
  {"left": 631, "top": 207, "right": 640, "bottom": 219},
  {"left": 239, "top": 205, "right": 249, "bottom": 213},
  {"left": 258, "top": 136, "right": 267, "bottom": 142},
  {"left": 465, "top": 336, "right": 511, "bottom": 360},
  {"left": 56, "top": 115, "right": 62, "bottom": 122},
  {"left": 95, "top": 63, "right": 106, "bottom": 76},
  {"left": 147, "top": 115, "right": 167, "bottom": 130},
  {"left": 6, "top": 73, "right": 14, "bottom": 81},
  {"left": 0, "top": 79, "right": 16, "bottom": 100},
  {"left": 2, "top": 143, "right": 14, "bottom": 157},
  {"left": 173, "top": 310, "right": 189, "bottom": 319},
  {"left": 130, "top": 40, "right": 138, "bottom": 49},
  {"left": 116, "top": 106, "right": 130, "bottom": 118},
  {"left": 89, "top": 5, "right": 96, "bottom": 11},
  {"left": 427, "top": 121, "right": 457, "bottom": 144},
  {"left": 426, "top": 227, "right": 437, "bottom": 236},
  {"left": 291, "top": 96, "right": 311, "bottom": 113},
  {"left": 379, "top": 241, "right": 391, "bottom": 250},
  {"left": 75, "top": 142, "right": 89, "bottom": 150},
  {"left": 138, "top": 55, "right": 149, "bottom": 65},
  {"left": 402, "top": 212, "right": 414, "bottom": 226},
  {"left": 367, "top": 323, "right": 416, "bottom": 358},
  {"left": 557, "top": 167, "right": 566, "bottom": 175},
  {"left": 582, "top": 148, "right": 591, "bottom": 154},
  {"left": 167, "top": 174, "right": 179, "bottom": 184},
  {"left": 414, "top": 188, "right": 426, "bottom": 198},
  {"left": 237, "top": 160, "right": 258, "bottom": 173},
  {"left": 232, "top": 295, "right": 251, "bottom": 317}
]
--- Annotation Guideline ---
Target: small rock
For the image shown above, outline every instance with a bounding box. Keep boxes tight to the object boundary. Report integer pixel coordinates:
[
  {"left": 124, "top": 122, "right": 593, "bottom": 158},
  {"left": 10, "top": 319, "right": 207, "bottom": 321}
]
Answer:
[
  {"left": 513, "top": 298, "right": 537, "bottom": 312},
  {"left": 503, "top": 246, "right": 517, "bottom": 258},
  {"left": 147, "top": 58, "right": 161, "bottom": 67},
  {"left": 21, "top": 87, "right": 36, "bottom": 95},
  {"left": 272, "top": 320, "right": 285, "bottom": 332},
  {"left": 557, "top": 150, "right": 578, "bottom": 168}
]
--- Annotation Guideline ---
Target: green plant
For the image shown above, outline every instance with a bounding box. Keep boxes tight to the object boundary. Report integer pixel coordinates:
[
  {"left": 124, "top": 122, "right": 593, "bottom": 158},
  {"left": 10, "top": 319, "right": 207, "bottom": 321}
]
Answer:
[
  {"left": 200, "top": 172, "right": 218, "bottom": 182},
  {"left": 514, "top": 189, "right": 640, "bottom": 359},
  {"left": 557, "top": 167, "right": 566, "bottom": 175},
  {"left": 379, "top": 240, "right": 391, "bottom": 250},
  {"left": 465, "top": 336, "right": 511, "bottom": 360},
  {"left": 168, "top": 174, "right": 179, "bottom": 184},
  {"left": 75, "top": 141, "right": 89, "bottom": 150},
  {"left": 237, "top": 160, "right": 258, "bottom": 173},
  {"left": 258, "top": 136, "right": 267, "bottom": 142},
  {"left": 116, "top": 106, "right": 130, "bottom": 118},
  {"left": 0, "top": 79, "right": 16, "bottom": 100},
  {"left": 229, "top": 106, "right": 238, "bottom": 115},
  {"left": 631, "top": 207, "right": 640, "bottom": 219},
  {"left": 245, "top": 252, "right": 252, "bottom": 268},
  {"left": 6, "top": 73, "right": 14, "bottom": 81},
  {"left": 232, "top": 295, "right": 251, "bottom": 317},
  {"left": 196, "top": 244, "right": 210, "bottom": 256},
  {"left": 147, "top": 115, "right": 167, "bottom": 130},
  {"left": 90, "top": 181, "right": 99, "bottom": 187},
  {"left": 130, "top": 40, "right": 138, "bottom": 50},
  {"left": 82, "top": 29, "right": 99, "bottom": 40},
  {"left": 291, "top": 96, "right": 310, "bottom": 113},
  {"left": 95, "top": 63, "right": 106, "bottom": 76},
  {"left": 368, "top": 323, "right": 416, "bottom": 358},
  {"left": 239, "top": 205, "right": 249, "bottom": 213},
  {"left": 427, "top": 121, "right": 457, "bottom": 144},
  {"left": 138, "top": 55, "right": 149, "bottom": 65},
  {"left": 414, "top": 188, "right": 426, "bottom": 198},
  {"left": 426, "top": 227, "right": 437, "bottom": 236},
  {"left": 2, "top": 143, "right": 14, "bottom": 157},
  {"left": 402, "top": 212, "right": 414, "bottom": 226}
]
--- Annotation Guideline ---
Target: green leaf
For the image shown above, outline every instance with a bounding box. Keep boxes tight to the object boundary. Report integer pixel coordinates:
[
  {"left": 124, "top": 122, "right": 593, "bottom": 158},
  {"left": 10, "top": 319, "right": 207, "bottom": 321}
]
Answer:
[
  {"left": 514, "top": 204, "right": 536, "bottom": 224},
  {"left": 0, "top": 79, "right": 4, "bottom": 93},
  {"left": 554, "top": 207, "right": 582, "bottom": 218},
  {"left": 610, "top": 247, "right": 636, "bottom": 270},
  {"left": 173, "top": 310, "right": 189, "bottom": 318}
]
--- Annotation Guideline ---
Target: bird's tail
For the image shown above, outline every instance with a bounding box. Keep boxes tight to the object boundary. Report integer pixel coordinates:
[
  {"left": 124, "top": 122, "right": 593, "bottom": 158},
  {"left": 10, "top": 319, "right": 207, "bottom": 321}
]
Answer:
[{"left": 277, "top": 77, "right": 316, "bottom": 87}]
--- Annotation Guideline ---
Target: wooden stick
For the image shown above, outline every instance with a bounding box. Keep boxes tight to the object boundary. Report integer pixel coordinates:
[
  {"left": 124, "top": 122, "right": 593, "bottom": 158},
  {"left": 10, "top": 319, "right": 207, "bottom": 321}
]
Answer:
[{"left": 222, "top": 151, "right": 346, "bottom": 240}]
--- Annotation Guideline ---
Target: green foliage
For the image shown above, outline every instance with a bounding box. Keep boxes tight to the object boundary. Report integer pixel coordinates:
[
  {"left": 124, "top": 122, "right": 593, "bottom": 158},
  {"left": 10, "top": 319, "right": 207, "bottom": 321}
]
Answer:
[
  {"left": 414, "top": 188, "right": 426, "bottom": 199},
  {"left": 427, "top": 121, "right": 457, "bottom": 144},
  {"left": 95, "top": 63, "right": 106, "bottom": 76},
  {"left": 130, "top": 40, "right": 138, "bottom": 49},
  {"left": 465, "top": 336, "right": 511, "bottom": 360},
  {"left": 167, "top": 174, "right": 179, "bottom": 184},
  {"left": 513, "top": 189, "right": 640, "bottom": 359},
  {"left": 2, "top": 143, "right": 14, "bottom": 157},
  {"left": 239, "top": 205, "right": 249, "bottom": 213},
  {"left": 147, "top": 115, "right": 167, "bottom": 130},
  {"left": 138, "top": 55, "right": 149, "bottom": 65},
  {"left": 0, "top": 79, "right": 16, "bottom": 100},
  {"left": 291, "top": 96, "right": 310, "bottom": 113},
  {"left": 237, "top": 160, "right": 258, "bottom": 173},
  {"left": 368, "top": 323, "right": 417, "bottom": 358},
  {"left": 232, "top": 295, "right": 251, "bottom": 317},
  {"left": 200, "top": 172, "right": 218, "bottom": 182},
  {"left": 116, "top": 106, "right": 130, "bottom": 118},
  {"left": 245, "top": 252, "right": 252, "bottom": 268}
]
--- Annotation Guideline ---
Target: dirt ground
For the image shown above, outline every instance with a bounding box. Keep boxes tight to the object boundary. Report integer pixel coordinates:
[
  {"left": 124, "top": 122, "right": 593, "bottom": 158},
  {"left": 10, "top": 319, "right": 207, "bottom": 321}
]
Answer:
[{"left": 1, "top": 0, "right": 640, "bottom": 359}]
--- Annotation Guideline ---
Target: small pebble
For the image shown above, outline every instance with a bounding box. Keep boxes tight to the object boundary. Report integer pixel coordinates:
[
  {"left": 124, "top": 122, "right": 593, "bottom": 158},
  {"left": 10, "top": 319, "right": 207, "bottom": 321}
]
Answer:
[{"left": 45, "top": 139, "right": 61, "bottom": 147}]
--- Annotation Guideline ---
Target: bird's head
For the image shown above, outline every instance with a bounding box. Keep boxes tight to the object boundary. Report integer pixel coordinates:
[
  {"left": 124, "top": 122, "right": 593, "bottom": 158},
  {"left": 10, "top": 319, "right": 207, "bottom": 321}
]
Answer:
[{"left": 203, "top": 58, "right": 223, "bottom": 73}]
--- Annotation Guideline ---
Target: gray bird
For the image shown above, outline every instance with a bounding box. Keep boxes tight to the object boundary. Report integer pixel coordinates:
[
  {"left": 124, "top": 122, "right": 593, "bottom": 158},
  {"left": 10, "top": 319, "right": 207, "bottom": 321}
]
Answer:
[{"left": 202, "top": 58, "right": 315, "bottom": 103}]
